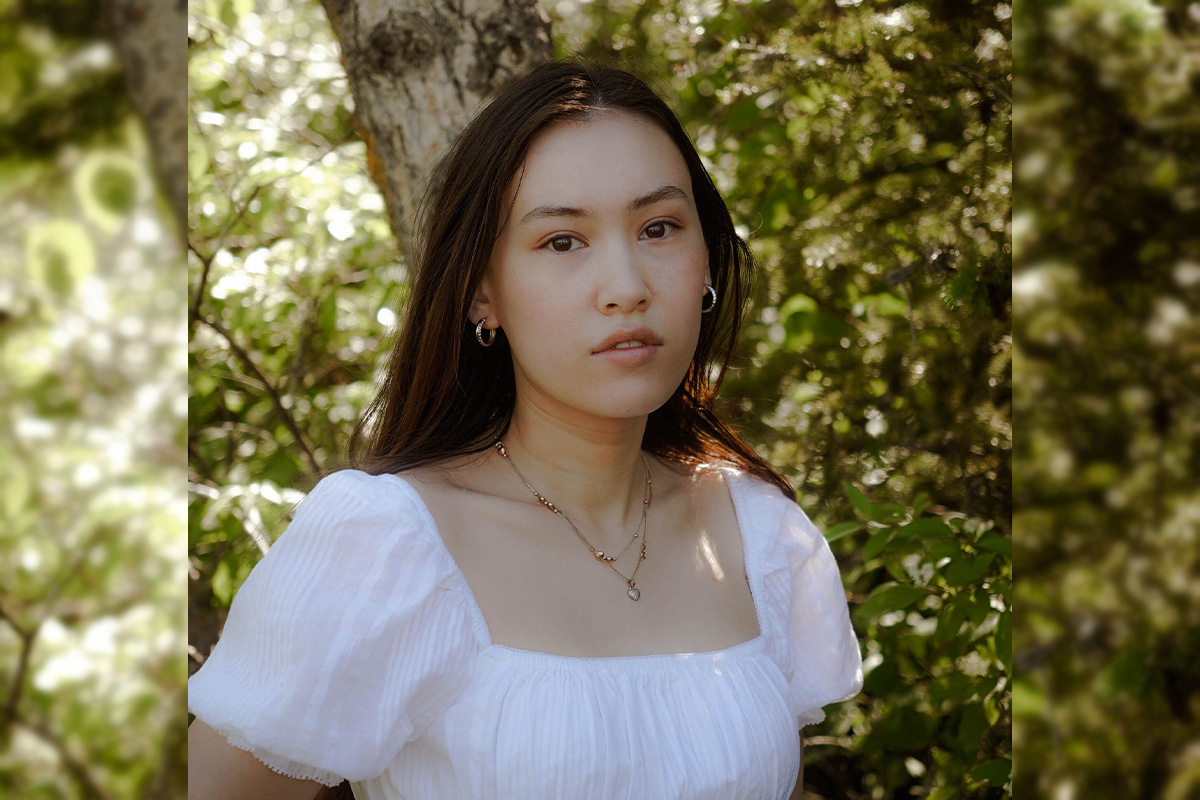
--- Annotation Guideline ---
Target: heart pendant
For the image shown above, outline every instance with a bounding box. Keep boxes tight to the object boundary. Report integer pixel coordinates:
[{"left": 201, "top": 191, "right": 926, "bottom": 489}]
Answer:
[{"left": 627, "top": 587, "right": 641, "bottom": 601}]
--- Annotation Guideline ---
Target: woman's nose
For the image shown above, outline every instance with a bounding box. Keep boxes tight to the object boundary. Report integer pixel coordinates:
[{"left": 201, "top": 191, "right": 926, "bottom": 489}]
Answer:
[{"left": 597, "top": 240, "right": 650, "bottom": 313}]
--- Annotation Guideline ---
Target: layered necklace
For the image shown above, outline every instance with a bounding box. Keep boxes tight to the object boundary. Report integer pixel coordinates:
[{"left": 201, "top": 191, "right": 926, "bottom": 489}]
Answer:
[{"left": 494, "top": 440, "right": 651, "bottom": 601}]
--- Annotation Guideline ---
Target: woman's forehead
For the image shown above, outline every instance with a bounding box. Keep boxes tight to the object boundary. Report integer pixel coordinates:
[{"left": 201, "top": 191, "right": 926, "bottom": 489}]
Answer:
[{"left": 506, "top": 110, "right": 694, "bottom": 215}]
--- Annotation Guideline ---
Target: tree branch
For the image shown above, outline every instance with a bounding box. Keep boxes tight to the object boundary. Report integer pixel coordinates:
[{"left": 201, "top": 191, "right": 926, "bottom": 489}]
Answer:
[
  {"left": 197, "top": 313, "right": 322, "bottom": 475},
  {"left": 0, "top": 603, "right": 38, "bottom": 734},
  {"left": 12, "top": 711, "right": 112, "bottom": 800},
  {"left": 188, "top": 236, "right": 215, "bottom": 327}
]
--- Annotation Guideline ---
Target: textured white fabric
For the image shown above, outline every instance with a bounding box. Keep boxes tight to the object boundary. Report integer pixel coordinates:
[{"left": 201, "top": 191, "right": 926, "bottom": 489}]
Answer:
[{"left": 188, "top": 466, "right": 863, "bottom": 798}]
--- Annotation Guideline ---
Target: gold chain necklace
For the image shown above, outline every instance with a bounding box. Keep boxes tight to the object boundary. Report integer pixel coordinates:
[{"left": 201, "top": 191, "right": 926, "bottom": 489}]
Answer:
[{"left": 494, "top": 440, "right": 651, "bottom": 601}]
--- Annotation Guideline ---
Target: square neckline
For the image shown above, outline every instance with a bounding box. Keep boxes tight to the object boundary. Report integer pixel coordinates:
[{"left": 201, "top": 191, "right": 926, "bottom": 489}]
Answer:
[{"left": 377, "top": 466, "right": 768, "bottom": 665}]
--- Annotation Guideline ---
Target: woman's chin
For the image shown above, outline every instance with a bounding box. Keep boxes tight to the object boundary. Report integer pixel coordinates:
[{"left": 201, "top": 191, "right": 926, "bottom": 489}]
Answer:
[{"left": 578, "top": 387, "right": 681, "bottom": 420}]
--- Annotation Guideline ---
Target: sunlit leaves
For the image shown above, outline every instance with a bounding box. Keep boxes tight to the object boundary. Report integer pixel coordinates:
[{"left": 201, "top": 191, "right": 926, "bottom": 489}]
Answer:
[
  {"left": 187, "top": 1, "right": 401, "bottom": 707},
  {"left": 838, "top": 478, "right": 1011, "bottom": 796}
]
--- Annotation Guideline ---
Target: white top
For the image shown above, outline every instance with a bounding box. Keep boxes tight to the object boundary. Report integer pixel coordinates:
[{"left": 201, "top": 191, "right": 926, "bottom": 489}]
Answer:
[{"left": 188, "top": 467, "right": 863, "bottom": 799}]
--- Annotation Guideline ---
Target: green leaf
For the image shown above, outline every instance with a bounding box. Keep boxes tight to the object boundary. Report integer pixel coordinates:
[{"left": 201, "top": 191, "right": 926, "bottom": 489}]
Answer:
[
  {"left": 943, "top": 553, "right": 996, "bottom": 587},
  {"left": 190, "top": 137, "right": 210, "bottom": 182},
  {"left": 896, "top": 517, "right": 952, "bottom": 539},
  {"left": 969, "top": 758, "right": 1012, "bottom": 784},
  {"left": 882, "top": 554, "right": 911, "bottom": 583},
  {"left": 877, "top": 704, "right": 937, "bottom": 750},
  {"left": 927, "top": 538, "right": 961, "bottom": 561},
  {"left": 812, "top": 313, "right": 857, "bottom": 340},
  {"left": 779, "top": 293, "right": 817, "bottom": 319},
  {"left": 844, "top": 482, "right": 875, "bottom": 520},
  {"left": 995, "top": 610, "right": 1012, "bottom": 672},
  {"left": 866, "top": 291, "right": 909, "bottom": 316},
  {"left": 964, "top": 589, "right": 992, "bottom": 626},
  {"left": 863, "top": 653, "right": 901, "bottom": 694},
  {"left": 957, "top": 702, "right": 988, "bottom": 757},
  {"left": 824, "top": 520, "right": 863, "bottom": 543},
  {"left": 219, "top": 0, "right": 253, "bottom": 29},
  {"left": 928, "top": 141, "right": 959, "bottom": 161},
  {"left": 769, "top": 199, "right": 790, "bottom": 231},
  {"left": 319, "top": 290, "right": 339, "bottom": 336},
  {"left": 863, "top": 527, "right": 895, "bottom": 561},
  {"left": 932, "top": 595, "right": 969, "bottom": 646},
  {"left": 212, "top": 559, "right": 233, "bottom": 606},
  {"left": 853, "top": 582, "right": 926, "bottom": 623},
  {"left": 976, "top": 531, "right": 1012, "bottom": 557}
]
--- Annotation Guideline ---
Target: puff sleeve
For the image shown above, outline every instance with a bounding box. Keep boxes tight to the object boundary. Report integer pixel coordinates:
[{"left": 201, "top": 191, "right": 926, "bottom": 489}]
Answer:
[
  {"left": 759, "top": 489, "right": 864, "bottom": 728},
  {"left": 187, "top": 470, "right": 486, "bottom": 786}
]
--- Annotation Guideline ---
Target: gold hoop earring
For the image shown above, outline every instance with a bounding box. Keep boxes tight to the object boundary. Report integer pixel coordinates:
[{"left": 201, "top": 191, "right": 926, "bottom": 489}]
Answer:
[
  {"left": 476, "top": 318, "right": 497, "bottom": 347},
  {"left": 701, "top": 284, "right": 717, "bottom": 314}
]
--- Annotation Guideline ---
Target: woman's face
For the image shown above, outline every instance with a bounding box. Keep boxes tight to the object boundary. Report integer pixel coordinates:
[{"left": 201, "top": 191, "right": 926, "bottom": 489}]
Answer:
[{"left": 475, "top": 110, "right": 711, "bottom": 424}]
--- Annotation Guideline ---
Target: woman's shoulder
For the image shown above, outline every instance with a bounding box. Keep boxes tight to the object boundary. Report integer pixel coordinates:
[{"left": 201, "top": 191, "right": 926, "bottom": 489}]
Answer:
[
  {"left": 302, "top": 466, "right": 449, "bottom": 523},
  {"left": 264, "top": 468, "right": 458, "bottom": 572},
  {"left": 669, "top": 459, "right": 794, "bottom": 513},
  {"left": 190, "top": 466, "right": 489, "bottom": 784},
  {"left": 308, "top": 465, "right": 418, "bottom": 500}
]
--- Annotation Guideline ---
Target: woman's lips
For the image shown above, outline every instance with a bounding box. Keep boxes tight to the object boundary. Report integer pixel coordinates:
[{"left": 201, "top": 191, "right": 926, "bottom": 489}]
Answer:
[{"left": 592, "top": 342, "right": 662, "bottom": 366}]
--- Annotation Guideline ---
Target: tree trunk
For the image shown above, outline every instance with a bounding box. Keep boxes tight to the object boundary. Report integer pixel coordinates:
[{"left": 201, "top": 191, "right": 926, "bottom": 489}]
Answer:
[
  {"left": 107, "top": 0, "right": 188, "bottom": 238},
  {"left": 318, "top": 0, "right": 552, "bottom": 260}
]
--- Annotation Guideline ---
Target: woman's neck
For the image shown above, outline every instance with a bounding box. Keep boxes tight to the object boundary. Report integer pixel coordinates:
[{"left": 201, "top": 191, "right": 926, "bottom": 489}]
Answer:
[{"left": 494, "top": 403, "right": 651, "bottom": 550}]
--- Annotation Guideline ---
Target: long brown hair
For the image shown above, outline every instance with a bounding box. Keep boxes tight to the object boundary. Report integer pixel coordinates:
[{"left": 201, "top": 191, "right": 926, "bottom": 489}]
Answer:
[{"left": 347, "top": 59, "right": 793, "bottom": 500}]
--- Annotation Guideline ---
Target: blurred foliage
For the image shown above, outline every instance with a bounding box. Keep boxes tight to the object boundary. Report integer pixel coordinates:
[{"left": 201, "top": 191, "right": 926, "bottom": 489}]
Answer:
[
  {"left": 1013, "top": 1, "right": 1200, "bottom": 798},
  {"left": 1, "top": 2, "right": 187, "bottom": 799},
  {"left": 188, "top": 0, "right": 1011, "bottom": 799},
  {"left": 0, "top": 0, "right": 131, "bottom": 160}
]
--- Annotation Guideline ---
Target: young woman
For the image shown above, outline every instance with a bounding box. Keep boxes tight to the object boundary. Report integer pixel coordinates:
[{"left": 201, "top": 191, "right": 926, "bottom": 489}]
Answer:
[{"left": 188, "top": 60, "right": 863, "bottom": 800}]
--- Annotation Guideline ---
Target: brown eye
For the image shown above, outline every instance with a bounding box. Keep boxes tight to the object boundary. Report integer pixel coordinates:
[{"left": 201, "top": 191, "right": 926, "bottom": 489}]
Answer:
[
  {"left": 642, "top": 222, "right": 674, "bottom": 239},
  {"left": 546, "top": 235, "right": 577, "bottom": 252}
]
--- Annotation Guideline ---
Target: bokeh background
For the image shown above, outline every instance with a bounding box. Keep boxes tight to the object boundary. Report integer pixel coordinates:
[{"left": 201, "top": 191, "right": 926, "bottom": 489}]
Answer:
[
  {"left": 1014, "top": 2, "right": 1200, "bottom": 798},
  {"left": 0, "top": 0, "right": 187, "bottom": 798},
  {"left": 5, "top": 0, "right": 1195, "bottom": 797}
]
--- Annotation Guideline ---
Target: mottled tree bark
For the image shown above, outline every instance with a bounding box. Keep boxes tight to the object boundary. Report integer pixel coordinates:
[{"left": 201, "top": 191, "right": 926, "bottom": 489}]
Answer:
[
  {"left": 107, "top": 0, "right": 188, "bottom": 237},
  {"left": 318, "top": 0, "right": 552, "bottom": 259}
]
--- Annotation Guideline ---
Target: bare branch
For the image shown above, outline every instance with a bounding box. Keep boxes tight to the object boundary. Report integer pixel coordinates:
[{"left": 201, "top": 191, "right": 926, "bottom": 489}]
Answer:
[
  {"left": 13, "top": 711, "right": 112, "bottom": 800},
  {"left": 198, "top": 313, "right": 322, "bottom": 475},
  {"left": 188, "top": 236, "right": 215, "bottom": 325},
  {"left": 0, "top": 603, "right": 38, "bottom": 733}
]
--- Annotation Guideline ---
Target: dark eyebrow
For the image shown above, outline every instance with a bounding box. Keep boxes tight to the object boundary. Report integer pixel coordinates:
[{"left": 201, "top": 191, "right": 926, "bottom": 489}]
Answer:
[{"left": 517, "top": 184, "right": 691, "bottom": 226}]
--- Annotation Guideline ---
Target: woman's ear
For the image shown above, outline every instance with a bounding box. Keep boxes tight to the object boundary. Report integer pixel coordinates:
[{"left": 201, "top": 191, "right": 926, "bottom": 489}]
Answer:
[{"left": 469, "top": 276, "right": 500, "bottom": 329}]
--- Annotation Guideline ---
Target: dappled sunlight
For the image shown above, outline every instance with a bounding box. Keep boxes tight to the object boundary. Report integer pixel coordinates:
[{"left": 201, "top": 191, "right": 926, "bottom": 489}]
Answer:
[{"left": 694, "top": 528, "right": 726, "bottom": 584}]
